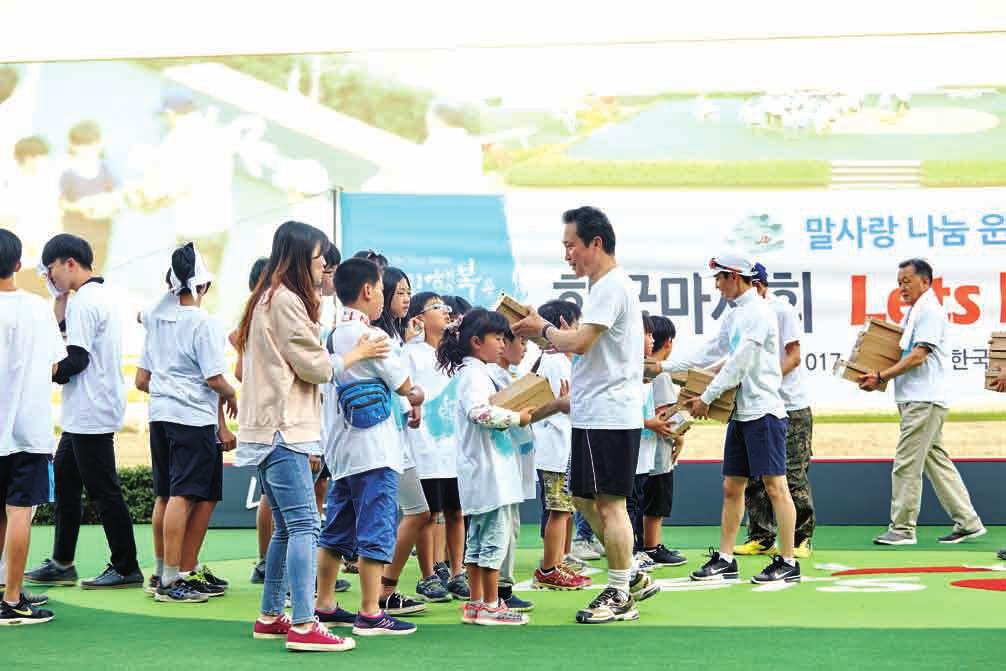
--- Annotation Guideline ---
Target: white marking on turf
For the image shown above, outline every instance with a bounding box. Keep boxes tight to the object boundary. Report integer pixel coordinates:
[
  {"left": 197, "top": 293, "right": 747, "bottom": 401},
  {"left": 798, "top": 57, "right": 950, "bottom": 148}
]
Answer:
[
  {"left": 962, "top": 564, "right": 1006, "bottom": 572},
  {"left": 814, "top": 563, "right": 855, "bottom": 572}
]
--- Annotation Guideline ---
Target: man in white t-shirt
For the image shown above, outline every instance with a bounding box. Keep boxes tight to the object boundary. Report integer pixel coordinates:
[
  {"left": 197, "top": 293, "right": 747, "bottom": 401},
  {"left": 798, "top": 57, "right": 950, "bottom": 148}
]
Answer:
[
  {"left": 0, "top": 229, "right": 65, "bottom": 625},
  {"left": 513, "top": 206, "right": 659, "bottom": 625},
  {"left": 735, "top": 262, "right": 816, "bottom": 559},
  {"left": 858, "top": 258, "right": 984, "bottom": 546},
  {"left": 24, "top": 234, "right": 142, "bottom": 590},
  {"left": 665, "top": 252, "right": 800, "bottom": 585}
]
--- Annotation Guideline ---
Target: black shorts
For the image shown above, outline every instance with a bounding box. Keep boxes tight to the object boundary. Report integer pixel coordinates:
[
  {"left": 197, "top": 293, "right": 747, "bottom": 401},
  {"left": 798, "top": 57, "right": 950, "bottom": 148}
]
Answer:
[
  {"left": 317, "top": 462, "right": 331, "bottom": 482},
  {"left": 0, "top": 452, "right": 52, "bottom": 507},
  {"left": 149, "top": 421, "right": 223, "bottom": 501},
  {"left": 569, "top": 428, "right": 641, "bottom": 499},
  {"left": 642, "top": 470, "right": 675, "bottom": 518},
  {"left": 420, "top": 477, "right": 462, "bottom": 514}
]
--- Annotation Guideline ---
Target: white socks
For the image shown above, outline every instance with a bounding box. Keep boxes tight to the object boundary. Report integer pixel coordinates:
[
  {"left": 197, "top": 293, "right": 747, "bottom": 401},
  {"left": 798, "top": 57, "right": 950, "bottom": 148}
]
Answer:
[{"left": 608, "top": 568, "right": 631, "bottom": 592}]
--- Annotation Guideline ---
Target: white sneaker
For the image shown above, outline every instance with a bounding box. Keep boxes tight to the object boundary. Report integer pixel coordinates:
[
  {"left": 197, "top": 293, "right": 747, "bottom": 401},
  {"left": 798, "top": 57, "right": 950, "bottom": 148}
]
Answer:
[
  {"left": 570, "top": 539, "right": 601, "bottom": 561},
  {"left": 588, "top": 538, "right": 607, "bottom": 557},
  {"left": 476, "top": 603, "right": 528, "bottom": 626},
  {"left": 634, "top": 551, "right": 656, "bottom": 573}
]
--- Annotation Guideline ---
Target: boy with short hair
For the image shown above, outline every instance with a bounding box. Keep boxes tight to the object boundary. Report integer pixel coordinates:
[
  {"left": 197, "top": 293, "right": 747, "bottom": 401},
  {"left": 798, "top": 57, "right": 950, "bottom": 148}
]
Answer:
[
  {"left": 0, "top": 229, "right": 65, "bottom": 624},
  {"left": 314, "top": 258, "right": 424, "bottom": 636},
  {"left": 640, "top": 315, "right": 687, "bottom": 567},
  {"left": 26, "top": 234, "right": 142, "bottom": 589}
]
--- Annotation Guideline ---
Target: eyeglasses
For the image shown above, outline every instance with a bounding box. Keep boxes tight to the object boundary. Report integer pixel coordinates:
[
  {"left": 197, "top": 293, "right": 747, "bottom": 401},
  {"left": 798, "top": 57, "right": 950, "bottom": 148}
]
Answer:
[{"left": 421, "top": 303, "right": 452, "bottom": 315}]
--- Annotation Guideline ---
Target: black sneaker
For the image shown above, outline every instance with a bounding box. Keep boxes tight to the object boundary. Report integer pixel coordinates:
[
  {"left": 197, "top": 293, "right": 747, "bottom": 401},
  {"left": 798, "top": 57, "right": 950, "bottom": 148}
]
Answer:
[
  {"left": 81, "top": 564, "right": 144, "bottom": 590},
  {"left": 0, "top": 597, "right": 54, "bottom": 625},
  {"left": 575, "top": 587, "right": 638, "bottom": 624},
  {"left": 504, "top": 593, "right": 535, "bottom": 613},
  {"left": 145, "top": 575, "right": 161, "bottom": 595},
  {"left": 751, "top": 556, "right": 801, "bottom": 584},
  {"left": 154, "top": 579, "right": 208, "bottom": 603},
  {"left": 434, "top": 561, "right": 450, "bottom": 587},
  {"left": 0, "top": 588, "right": 48, "bottom": 607},
  {"left": 316, "top": 604, "right": 356, "bottom": 628},
  {"left": 197, "top": 566, "right": 229, "bottom": 589},
  {"left": 25, "top": 559, "right": 78, "bottom": 586},
  {"left": 937, "top": 528, "right": 987, "bottom": 544},
  {"left": 379, "top": 591, "right": 427, "bottom": 616},
  {"left": 335, "top": 578, "right": 351, "bottom": 593},
  {"left": 644, "top": 544, "right": 688, "bottom": 567},
  {"left": 183, "top": 573, "right": 226, "bottom": 598},
  {"left": 690, "top": 549, "right": 739, "bottom": 581},
  {"left": 250, "top": 559, "right": 266, "bottom": 584}
]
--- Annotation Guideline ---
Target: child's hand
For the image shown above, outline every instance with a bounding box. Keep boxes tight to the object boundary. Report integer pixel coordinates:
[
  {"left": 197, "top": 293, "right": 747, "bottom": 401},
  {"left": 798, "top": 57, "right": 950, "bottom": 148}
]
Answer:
[
  {"left": 218, "top": 426, "right": 237, "bottom": 452},
  {"left": 407, "top": 405, "right": 422, "bottom": 429},
  {"left": 518, "top": 406, "right": 537, "bottom": 427},
  {"left": 354, "top": 333, "right": 390, "bottom": 360},
  {"left": 405, "top": 316, "right": 424, "bottom": 342},
  {"left": 644, "top": 415, "right": 675, "bottom": 439}
]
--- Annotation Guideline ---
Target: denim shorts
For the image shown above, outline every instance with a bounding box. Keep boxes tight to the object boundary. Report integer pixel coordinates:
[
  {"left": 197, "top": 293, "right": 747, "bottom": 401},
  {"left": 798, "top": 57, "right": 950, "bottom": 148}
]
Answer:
[
  {"left": 723, "top": 415, "right": 788, "bottom": 479},
  {"left": 464, "top": 505, "right": 514, "bottom": 571},
  {"left": 319, "top": 467, "right": 398, "bottom": 564}
]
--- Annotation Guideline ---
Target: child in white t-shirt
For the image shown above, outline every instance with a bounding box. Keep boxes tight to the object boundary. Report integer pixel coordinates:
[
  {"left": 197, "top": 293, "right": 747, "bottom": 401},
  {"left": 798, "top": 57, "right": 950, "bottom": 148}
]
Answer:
[
  {"left": 531, "top": 300, "right": 588, "bottom": 592},
  {"left": 641, "top": 315, "right": 688, "bottom": 568},
  {"left": 436, "top": 308, "right": 535, "bottom": 626}
]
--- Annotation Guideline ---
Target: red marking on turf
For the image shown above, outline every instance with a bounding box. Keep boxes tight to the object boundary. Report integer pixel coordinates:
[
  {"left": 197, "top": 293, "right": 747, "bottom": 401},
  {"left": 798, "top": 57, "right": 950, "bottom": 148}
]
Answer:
[
  {"left": 951, "top": 579, "right": 1006, "bottom": 592},
  {"left": 833, "top": 566, "right": 992, "bottom": 576}
]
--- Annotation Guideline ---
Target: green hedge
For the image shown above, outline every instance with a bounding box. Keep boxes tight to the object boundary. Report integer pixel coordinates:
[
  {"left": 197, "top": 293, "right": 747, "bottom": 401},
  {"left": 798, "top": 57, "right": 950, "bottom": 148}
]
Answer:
[
  {"left": 921, "top": 160, "right": 1006, "bottom": 187},
  {"left": 505, "top": 158, "right": 831, "bottom": 188},
  {"left": 34, "top": 466, "right": 155, "bottom": 525}
]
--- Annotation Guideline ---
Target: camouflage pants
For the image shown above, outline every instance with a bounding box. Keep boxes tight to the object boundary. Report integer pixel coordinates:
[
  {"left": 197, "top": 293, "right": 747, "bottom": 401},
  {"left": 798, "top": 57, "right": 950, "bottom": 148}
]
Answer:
[{"left": 744, "top": 407, "right": 815, "bottom": 544}]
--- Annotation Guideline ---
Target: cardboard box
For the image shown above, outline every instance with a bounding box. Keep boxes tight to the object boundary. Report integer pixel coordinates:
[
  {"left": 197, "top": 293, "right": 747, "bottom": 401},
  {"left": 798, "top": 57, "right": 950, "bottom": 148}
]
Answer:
[
  {"left": 989, "top": 336, "right": 1006, "bottom": 353},
  {"left": 660, "top": 406, "right": 694, "bottom": 437},
  {"left": 985, "top": 372, "right": 1002, "bottom": 392},
  {"left": 862, "top": 317, "right": 904, "bottom": 343},
  {"left": 493, "top": 294, "right": 550, "bottom": 348},
  {"left": 682, "top": 368, "right": 737, "bottom": 405},
  {"left": 489, "top": 373, "right": 556, "bottom": 423},
  {"left": 849, "top": 345, "right": 902, "bottom": 372},
  {"left": 834, "top": 359, "right": 888, "bottom": 392}
]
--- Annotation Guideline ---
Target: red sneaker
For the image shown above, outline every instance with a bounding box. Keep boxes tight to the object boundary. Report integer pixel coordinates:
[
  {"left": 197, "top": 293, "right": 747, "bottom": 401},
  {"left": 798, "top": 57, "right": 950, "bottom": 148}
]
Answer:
[
  {"left": 533, "top": 567, "right": 589, "bottom": 590},
  {"left": 461, "top": 601, "right": 483, "bottom": 624},
  {"left": 253, "top": 614, "right": 292, "bottom": 639},
  {"left": 286, "top": 620, "right": 356, "bottom": 652}
]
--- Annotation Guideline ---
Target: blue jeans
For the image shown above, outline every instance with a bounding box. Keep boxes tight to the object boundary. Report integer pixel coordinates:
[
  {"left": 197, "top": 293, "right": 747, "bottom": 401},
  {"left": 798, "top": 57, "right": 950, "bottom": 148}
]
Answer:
[
  {"left": 574, "top": 511, "right": 594, "bottom": 541},
  {"left": 258, "top": 445, "right": 320, "bottom": 625}
]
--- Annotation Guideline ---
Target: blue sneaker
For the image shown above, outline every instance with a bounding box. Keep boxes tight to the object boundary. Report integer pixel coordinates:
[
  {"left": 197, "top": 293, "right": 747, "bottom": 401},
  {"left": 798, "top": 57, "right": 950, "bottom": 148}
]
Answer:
[
  {"left": 504, "top": 593, "right": 535, "bottom": 613},
  {"left": 316, "top": 605, "right": 356, "bottom": 628},
  {"left": 447, "top": 573, "right": 470, "bottom": 601},
  {"left": 415, "top": 575, "right": 451, "bottom": 603},
  {"left": 335, "top": 579, "right": 351, "bottom": 593},
  {"left": 351, "top": 610, "right": 417, "bottom": 636},
  {"left": 434, "top": 562, "right": 450, "bottom": 588}
]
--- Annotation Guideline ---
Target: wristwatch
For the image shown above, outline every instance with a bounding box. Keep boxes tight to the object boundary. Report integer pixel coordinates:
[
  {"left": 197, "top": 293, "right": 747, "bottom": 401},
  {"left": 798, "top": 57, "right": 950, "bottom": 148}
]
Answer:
[
  {"left": 876, "top": 370, "right": 885, "bottom": 383},
  {"left": 541, "top": 324, "right": 553, "bottom": 341}
]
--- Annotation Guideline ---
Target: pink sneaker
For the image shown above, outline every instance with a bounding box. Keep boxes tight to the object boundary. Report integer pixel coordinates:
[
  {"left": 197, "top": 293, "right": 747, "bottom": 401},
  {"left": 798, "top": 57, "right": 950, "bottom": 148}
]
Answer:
[
  {"left": 461, "top": 601, "right": 483, "bottom": 624},
  {"left": 286, "top": 619, "right": 356, "bottom": 652},
  {"left": 253, "top": 614, "right": 292, "bottom": 639},
  {"left": 476, "top": 603, "right": 529, "bottom": 626}
]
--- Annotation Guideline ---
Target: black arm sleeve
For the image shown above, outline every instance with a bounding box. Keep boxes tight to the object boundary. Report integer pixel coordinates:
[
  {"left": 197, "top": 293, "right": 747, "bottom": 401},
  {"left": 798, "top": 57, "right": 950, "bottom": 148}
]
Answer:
[{"left": 52, "top": 345, "right": 90, "bottom": 385}]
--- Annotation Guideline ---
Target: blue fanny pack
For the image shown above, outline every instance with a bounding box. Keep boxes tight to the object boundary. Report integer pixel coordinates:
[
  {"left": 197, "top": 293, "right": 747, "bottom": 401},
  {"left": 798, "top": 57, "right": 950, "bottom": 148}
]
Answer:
[{"left": 336, "top": 378, "right": 392, "bottom": 429}]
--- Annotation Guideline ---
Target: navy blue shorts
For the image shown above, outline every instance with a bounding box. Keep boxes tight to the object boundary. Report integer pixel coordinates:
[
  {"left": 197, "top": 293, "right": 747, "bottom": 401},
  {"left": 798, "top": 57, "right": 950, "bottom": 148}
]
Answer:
[
  {"left": 0, "top": 452, "right": 52, "bottom": 507},
  {"left": 723, "top": 415, "right": 788, "bottom": 479},
  {"left": 319, "top": 467, "right": 398, "bottom": 564},
  {"left": 149, "top": 421, "right": 223, "bottom": 501}
]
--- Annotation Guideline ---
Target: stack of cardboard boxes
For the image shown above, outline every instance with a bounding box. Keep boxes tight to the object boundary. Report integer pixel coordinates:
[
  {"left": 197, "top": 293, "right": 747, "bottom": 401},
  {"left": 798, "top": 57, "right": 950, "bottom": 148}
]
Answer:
[
  {"left": 986, "top": 332, "right": 1006, "bottom": 392},
  {"left": 835, "top": 318, "right": 905, "bottom": 392}
]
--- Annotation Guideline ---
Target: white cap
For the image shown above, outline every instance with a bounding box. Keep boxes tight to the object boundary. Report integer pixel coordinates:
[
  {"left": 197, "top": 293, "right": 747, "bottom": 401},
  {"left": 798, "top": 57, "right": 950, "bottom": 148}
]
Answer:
[{"left": 706, "top": 250, "right": 756, "bottom": 277}]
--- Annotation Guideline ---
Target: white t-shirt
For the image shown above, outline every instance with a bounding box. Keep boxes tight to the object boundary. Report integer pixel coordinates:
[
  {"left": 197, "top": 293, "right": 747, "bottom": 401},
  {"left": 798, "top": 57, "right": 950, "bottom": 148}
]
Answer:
[
  {"left": 637, "top": 382, "right": 657, "bottom": 475},
  {"left": 323, "top": 309, "right": 410, "bottom": 481},
  {"left": 533, "top": 352, "right": 572, "bottom": 474},
  {"left": 139, "top": 302, "right": 228, "bottom": 427},
  {"left": 649, "top": 372, "right": 679, "bottom": 475},
  {"left": 455, "top": 357, "right": 525, "bottom": 515},
  {"left": 702, "top": 289, "right": 786, "bottom": 421},
  {"left": 769, "top": 296, "right": 811, "bottom": 412},
  {"left": 61, "top": 280, "right": 127, "bottom": 434},
  {"left": 894, "top": 299, "right": 948, "bottom": 408},
  {"left": 571, "top": 267, "right": 644, "bottom": 429},
  {"left": 403, "top": 341, "right": 459, "bottom": 479},
  {"left": 0, "top": 291, "right": 66, "bottom": 456},
  {"left": 488, "top": 363, "right": 537, "bottom": 500}
]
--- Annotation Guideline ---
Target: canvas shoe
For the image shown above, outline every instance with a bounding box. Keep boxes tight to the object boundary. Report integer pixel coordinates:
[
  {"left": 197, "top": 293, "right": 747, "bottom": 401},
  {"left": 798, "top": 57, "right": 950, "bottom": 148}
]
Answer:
[
  {"left": 286, "top": 619, "right": 356, "bottom": 652},
  {"left": 253, "top": 613, "right": 292, "bottom": 640}
]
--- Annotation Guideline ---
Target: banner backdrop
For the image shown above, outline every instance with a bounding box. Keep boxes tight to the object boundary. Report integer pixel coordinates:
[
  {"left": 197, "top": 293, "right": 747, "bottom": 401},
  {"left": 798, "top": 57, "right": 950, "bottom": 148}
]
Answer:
[{"left": 341, "top": 188, "right": 1006, "bottom": 410}]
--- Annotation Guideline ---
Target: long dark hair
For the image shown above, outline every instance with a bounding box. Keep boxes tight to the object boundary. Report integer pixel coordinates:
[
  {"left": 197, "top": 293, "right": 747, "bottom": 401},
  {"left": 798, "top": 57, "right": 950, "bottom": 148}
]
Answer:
[
  {"left": 235, "top": 221, "right": 329, "bottom": 353},
  {"left": 435, "top": 308, "right": 509, "bottom": 376},
  {"left": 373, "top": 266, "right": 410, "bottom": 342}
]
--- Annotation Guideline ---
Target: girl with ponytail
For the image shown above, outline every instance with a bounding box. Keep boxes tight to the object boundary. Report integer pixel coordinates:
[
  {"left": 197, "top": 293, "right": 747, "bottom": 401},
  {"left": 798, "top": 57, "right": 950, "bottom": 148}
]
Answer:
[
  {"left": 437, "top": 308, "right": 536, "bottom": 626},
  {"left": 135, "top": 241, "right": 237, "bottom": 604}
]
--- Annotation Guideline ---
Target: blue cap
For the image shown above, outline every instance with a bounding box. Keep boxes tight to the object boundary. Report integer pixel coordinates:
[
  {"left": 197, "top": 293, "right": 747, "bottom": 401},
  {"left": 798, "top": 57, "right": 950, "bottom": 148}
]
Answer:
[{"left": 752, "top": 262, "right": 768, "bottom": 285}]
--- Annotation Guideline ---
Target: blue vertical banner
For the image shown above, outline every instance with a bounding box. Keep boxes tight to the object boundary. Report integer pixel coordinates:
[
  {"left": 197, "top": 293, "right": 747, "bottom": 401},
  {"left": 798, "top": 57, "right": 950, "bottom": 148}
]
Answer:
[{"left": 340, "top": 193, "right": 519, "bottom": 306}]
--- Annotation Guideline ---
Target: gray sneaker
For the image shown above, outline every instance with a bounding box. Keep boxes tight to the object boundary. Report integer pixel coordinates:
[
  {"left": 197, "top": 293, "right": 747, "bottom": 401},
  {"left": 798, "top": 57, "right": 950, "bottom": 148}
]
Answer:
[
  {"left": 25, "top": 559, "right": 78, "bottom": 586},
  {"left": 447, "top": 573, "right": 470, "bottom": 600},
  {"left": 873, "top": 530, "right": 917, "bottom": 546},
  {"left": 250, "top": 559, "right": 266, "bottom": 584}
]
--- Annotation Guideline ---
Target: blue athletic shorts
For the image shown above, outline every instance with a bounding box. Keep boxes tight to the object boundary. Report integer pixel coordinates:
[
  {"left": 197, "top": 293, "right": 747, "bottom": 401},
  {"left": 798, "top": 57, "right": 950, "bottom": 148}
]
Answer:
[
  {"left": 722, "top": 415, "right": 788, "bottom": 479},
  {"left": 319, "top": 467, "right": 398, "bottom": 564}
]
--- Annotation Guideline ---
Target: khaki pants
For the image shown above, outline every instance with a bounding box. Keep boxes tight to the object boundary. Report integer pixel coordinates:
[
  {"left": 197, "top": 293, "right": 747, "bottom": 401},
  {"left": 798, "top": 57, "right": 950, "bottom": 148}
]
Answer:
[{"left": 890, "top": 402, "right": 982, "bottom": 535}]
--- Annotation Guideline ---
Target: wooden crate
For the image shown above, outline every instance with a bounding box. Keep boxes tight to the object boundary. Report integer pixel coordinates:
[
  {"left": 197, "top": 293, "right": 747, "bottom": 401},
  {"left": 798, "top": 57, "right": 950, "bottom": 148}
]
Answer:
[
  {"left": 493, "top": 294, "right": 550, "bottom": 348},
  {"left": 489, "top": 373, "right": 556, "bottom": 423},
  {"left": 835, "top": 359, "right": 888, "bottom": 392}
]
